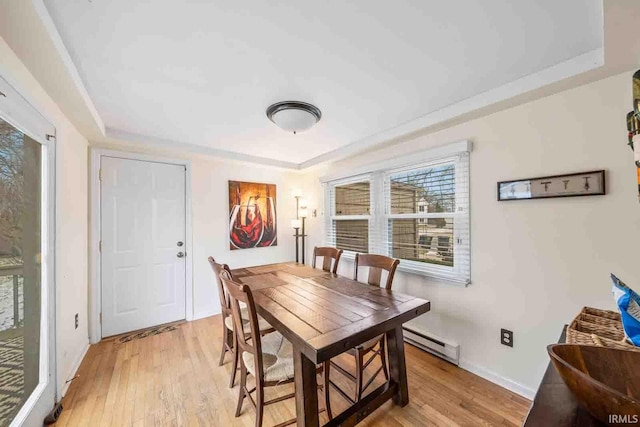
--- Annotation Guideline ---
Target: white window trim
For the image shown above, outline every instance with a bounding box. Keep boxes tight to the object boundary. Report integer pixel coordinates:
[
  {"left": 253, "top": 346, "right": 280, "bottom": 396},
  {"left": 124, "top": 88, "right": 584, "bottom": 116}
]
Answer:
[
  {"left": 322, "top": 141, "right": 472, "bottom": 286},
  {"left": 0, "top": 73, "right": 57, "bottom": 426}
]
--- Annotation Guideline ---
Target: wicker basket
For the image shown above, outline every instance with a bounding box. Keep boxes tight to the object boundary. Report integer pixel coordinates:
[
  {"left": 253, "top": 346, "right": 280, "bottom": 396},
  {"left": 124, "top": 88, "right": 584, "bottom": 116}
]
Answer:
[
  {"left": 567, "top": 307, "right": 640, "bottom": 352},
  {"left": 581, "top": 307, "right": 621, "bottom": 321}
]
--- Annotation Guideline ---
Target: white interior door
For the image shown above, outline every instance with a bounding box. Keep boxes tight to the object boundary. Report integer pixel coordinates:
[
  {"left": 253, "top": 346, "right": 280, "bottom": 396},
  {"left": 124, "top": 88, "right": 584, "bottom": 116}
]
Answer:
[{"left": 101, "top": 157, "right": 186, "bottom": 337}]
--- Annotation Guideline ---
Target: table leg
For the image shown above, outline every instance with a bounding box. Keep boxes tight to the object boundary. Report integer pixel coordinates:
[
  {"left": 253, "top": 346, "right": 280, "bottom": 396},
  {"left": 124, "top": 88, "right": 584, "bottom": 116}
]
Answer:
[
  {"left": 385, "top": 325, "right": 409, "bottom": 406},
  {"left": 294, "top": 347, "right": 319, "bottom": 427}
]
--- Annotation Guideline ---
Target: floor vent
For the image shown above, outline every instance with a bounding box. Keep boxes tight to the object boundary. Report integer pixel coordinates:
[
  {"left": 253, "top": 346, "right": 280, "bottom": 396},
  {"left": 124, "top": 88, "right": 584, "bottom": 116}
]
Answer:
[{"left": 403, "top": 326, "right": 460, "bottom": 365}]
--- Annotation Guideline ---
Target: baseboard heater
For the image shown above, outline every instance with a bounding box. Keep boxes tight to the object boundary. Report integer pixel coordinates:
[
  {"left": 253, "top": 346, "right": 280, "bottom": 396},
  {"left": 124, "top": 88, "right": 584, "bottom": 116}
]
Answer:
[{"left": 403, "top": 326, "right": 460, "bottom": 366}]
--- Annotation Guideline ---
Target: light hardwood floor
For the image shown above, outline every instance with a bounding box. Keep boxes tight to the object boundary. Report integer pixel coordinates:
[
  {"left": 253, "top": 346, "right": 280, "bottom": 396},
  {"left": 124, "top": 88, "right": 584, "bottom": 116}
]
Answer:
[{"left": 53, "top": 316, "right": 530, "bottom": 426}]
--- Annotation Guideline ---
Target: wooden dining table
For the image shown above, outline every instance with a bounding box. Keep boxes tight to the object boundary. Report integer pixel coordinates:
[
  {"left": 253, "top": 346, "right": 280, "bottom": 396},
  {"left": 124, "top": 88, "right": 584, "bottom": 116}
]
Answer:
[{"left": 231, "top": 262, "right": 431, "bottom": 427}]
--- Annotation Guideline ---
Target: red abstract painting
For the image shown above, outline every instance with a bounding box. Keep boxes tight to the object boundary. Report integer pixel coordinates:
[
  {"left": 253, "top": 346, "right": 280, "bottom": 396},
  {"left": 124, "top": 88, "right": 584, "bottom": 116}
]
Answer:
[{"left": 228, "top": 181, "right": 277, "bottom": 250}]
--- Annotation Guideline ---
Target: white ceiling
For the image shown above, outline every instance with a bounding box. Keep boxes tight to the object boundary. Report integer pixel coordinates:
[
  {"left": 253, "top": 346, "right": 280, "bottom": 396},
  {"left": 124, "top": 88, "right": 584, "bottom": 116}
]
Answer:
[{"left": 43, "top": 0, "right": 602, "bottom": 165}]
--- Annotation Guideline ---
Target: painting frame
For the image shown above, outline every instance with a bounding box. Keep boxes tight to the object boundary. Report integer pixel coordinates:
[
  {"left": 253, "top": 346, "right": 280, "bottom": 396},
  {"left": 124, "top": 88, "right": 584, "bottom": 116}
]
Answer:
[
  {"left": 228, "top": 180, "right": 277, "bottom": 250},
  {"left": 497, "top": 170, "right": 606, "bottom": 201}
]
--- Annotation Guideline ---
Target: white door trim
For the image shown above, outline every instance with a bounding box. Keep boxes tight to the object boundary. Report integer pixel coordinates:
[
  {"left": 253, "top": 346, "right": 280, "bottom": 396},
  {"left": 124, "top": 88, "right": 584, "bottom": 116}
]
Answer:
[{"left": 89, "top": 148, "right": 193, "bottom": 344}]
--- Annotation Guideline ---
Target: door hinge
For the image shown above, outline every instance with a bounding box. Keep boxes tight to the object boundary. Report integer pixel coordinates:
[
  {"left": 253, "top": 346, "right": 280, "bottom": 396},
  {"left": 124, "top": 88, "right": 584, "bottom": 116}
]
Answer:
[
  {"left": 99, "top": 313, "right": 102, "bottom": 324},
  {"left": 99, "top": 240, "right": 102, "bottom": 252},
  {"left": 98, "top": 168, "right": 102, "bottom": 181}
]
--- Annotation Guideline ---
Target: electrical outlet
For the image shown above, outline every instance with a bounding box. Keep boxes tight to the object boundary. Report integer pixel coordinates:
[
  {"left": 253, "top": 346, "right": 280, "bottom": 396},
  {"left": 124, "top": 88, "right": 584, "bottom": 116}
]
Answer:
[
  {"left": 75, "top": 313, "right": 79, "bottom": 329},
  {"left": 501, "top": 328, "right": 513, "bottom": 347}
]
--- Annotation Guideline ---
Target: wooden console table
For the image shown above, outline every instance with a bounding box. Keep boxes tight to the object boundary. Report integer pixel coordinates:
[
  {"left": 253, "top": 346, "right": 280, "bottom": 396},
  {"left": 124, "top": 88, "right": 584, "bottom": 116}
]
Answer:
[{"left": 523, "top": 326, "right": 603, "bottom": 426}]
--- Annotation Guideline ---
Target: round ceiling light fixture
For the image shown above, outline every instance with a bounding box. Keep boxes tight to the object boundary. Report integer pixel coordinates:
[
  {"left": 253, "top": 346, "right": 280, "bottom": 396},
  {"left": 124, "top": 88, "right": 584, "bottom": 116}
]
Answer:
[{"left": 266, "top": 101, "right": 321, "bottom": 134}]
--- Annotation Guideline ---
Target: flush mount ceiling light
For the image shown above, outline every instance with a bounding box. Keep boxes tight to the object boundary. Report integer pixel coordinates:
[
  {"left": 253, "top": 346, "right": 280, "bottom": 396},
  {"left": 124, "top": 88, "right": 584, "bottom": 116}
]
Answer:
[{"left": 266, "top": 101, "right": 321, "bottom": 134}]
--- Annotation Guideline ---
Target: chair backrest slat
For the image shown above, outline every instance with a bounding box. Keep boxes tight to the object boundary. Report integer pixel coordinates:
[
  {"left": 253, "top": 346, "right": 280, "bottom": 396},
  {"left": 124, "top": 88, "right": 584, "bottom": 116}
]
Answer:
[
  {"left": 322, "top": 256, "right": 332, "bottom": 272},
  {"left": 312, "top": 247, "right": 344, "bottom": 274},
  {"left": 368, "top": 266, "right": 383, "bottom": 287},
  {"left": 354, "top": 254, "right": 400, "bottom": 289}
]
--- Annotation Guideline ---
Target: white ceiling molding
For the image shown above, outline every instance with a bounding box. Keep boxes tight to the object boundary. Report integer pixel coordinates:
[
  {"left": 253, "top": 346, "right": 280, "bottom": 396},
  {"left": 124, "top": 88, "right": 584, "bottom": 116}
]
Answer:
[
  {"left": 105, "top": 128, "right": 300, "bottom": 170},
  {"left": 300, "top": 48, "right": 604, "bottom": 169},
  {"left": 102, "top": 48, "right": 604, "bottom": 172},
  {"left": 14, "top": 0, "right": 640, "bottom": 170},
  {"left": 31, "top": 0, "right": 105, "bottom": 136},
  {"left": 44, "top": 0, "right": 603, "bottom": 164},
  {"left": 107, "top": 46, "right": 602, "bottom": 172},
  {"left": 0, "top": 0, "right": 105, "bottom": 139}
]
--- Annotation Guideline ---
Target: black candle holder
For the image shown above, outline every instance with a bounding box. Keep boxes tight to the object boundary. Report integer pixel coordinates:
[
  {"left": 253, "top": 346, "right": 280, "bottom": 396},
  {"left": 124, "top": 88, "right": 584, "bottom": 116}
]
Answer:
[
  {"left": 293, "top": 195, "right": 308, "bottom": 264},
  {"left": 301, "top": 217, "right": 306, "bottom": 265},
  {"left": 293, "top": 227, "right": 300, "bottom": 263}
]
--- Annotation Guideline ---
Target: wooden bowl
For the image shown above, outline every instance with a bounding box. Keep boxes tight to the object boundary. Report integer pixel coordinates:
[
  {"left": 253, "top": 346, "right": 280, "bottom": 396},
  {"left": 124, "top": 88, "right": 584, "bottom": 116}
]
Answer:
[{"left": 548, "top": 344, "right": 640, "bottom": 425}]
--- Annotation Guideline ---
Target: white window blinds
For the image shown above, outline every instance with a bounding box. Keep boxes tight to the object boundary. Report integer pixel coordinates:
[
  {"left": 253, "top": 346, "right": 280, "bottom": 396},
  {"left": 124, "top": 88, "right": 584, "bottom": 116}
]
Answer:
[
  {"left": 383, "top": 153, "right": 470, "bottom": 284},
  {"left": 324, "top": 143, "right": 471, "bottom": 285},
  {"left": 325, "top": 176, "right": 371, "bottom": 254}
]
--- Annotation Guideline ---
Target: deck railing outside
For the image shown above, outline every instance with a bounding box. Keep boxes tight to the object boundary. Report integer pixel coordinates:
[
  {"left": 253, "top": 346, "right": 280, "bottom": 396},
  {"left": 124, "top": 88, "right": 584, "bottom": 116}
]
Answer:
[{"left": 0, "top": 258, "right": 23, "bottom": 332}]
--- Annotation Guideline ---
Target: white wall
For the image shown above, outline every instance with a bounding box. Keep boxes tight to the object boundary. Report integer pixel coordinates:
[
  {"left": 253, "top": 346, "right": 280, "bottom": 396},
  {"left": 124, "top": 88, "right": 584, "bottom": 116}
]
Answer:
[
  {"left": 191, "top": 155, "right": 301, "bottom": 318},
  {"left": 0, "top": 36, "right": 89, "bottom": 397},
  {"left": 302, "top": 69, "right": 640, "bottom": 397},
  {"left": 93, "top": 141, "right": 302, "bottom": 319}
]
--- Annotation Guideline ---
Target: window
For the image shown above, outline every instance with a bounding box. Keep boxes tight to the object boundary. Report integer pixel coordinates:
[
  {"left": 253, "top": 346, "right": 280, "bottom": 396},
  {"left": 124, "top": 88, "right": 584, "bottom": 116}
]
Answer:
[
  {"left": 0, "top": 117, "right": 41, "bottom": 423},
  {"left": 0, "top": 75, "right": 55, "bottom": 425},
  {"left": 327, "top": 179, "right": 371, "bottom": 254},
  {"left": 324, "top": 143, "right": 470, "bottom": 285}
]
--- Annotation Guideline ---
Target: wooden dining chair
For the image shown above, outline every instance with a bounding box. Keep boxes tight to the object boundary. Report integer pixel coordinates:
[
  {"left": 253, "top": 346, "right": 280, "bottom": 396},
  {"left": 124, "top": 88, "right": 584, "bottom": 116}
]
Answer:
[
  {"left": 219, "top": 269, "right": 332, "bottom": 427},
  {"left": 312, "top": 246, "right": 343, "bottom": 274},
  {"left": 208, "top": 257, "right": 274, "bottom": 387},
  {"left": 329, "top": 253, "right": 400, "bottom": 404}
]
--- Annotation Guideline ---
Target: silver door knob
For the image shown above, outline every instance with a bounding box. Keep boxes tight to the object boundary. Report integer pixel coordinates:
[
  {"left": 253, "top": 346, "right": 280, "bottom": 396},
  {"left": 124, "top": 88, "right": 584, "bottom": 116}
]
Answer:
[
  {"left": 177, "top": 252, "right": 185, "bottom": 258},
  {"left": 177, "top": 241, "right": 184, "bottom": 247}
]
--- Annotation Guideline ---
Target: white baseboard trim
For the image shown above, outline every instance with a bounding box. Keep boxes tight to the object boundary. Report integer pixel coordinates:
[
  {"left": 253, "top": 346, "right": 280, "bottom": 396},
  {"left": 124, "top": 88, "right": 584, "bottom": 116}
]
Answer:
[
  {"left": 60, "top": 342, "right": 90, "bottom": 397},
  {"left": 458, "top": 358, "right": 536, "bottom": 400},
  {"left": 193, "top": 308, "right": 221, "bottom": 321}
]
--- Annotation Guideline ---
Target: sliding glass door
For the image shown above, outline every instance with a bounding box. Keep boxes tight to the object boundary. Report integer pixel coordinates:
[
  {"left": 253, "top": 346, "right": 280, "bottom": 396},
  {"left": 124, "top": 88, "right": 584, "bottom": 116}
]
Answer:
[{"left": 0, "top": 75, "right": 55, "bottom": 427}]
